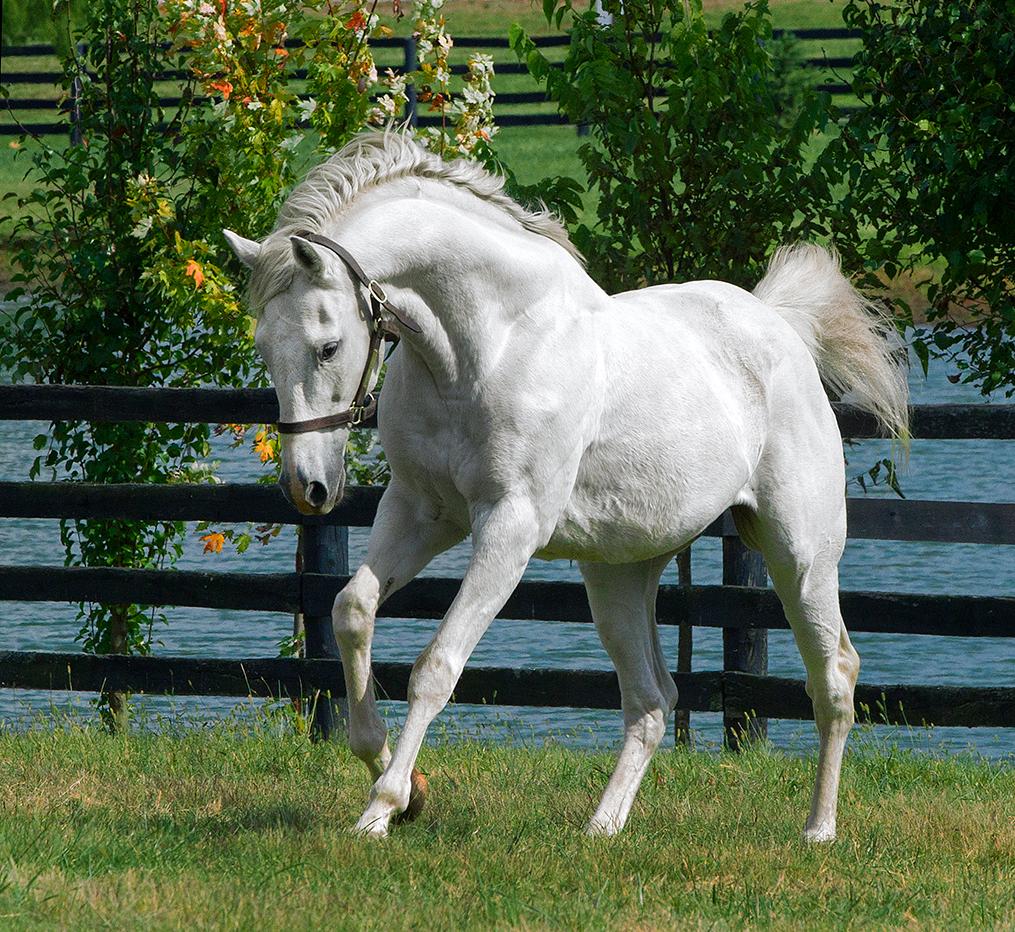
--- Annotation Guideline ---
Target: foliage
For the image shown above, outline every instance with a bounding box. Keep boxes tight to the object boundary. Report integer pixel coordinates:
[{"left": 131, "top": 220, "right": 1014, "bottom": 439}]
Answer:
[
  {"left": 0, "top": 1, "right": 261, "bottom": 701},
  {"left": 0, "top": 0, "right": 496, "bottom": 719},
  {"left": 510, "top": 0, "right": 829, "bottom": 293},
  {"left": 815, "top": 0, "right": 1014, "bottom": 396}
]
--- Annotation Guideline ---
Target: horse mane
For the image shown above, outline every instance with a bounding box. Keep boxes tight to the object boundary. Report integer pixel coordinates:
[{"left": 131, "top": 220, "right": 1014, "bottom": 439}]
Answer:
[{"left": 247, "top": 129, "right": 582, "bottom": 311}]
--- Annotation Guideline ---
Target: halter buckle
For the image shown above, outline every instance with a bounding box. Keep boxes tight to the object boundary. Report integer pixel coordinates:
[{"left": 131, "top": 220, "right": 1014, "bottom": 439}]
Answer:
[
  {"left": 368, "top": 280, "right": 388, "bottom": 306},
  {"left": 348, "top": 392, "right": 375, "bottom": 428}
]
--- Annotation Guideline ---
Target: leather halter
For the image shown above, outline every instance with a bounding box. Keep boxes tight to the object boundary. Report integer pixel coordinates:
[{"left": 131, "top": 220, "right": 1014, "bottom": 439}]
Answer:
[{"left": 275, "top": 232, "right": 423, "bottom": 435}]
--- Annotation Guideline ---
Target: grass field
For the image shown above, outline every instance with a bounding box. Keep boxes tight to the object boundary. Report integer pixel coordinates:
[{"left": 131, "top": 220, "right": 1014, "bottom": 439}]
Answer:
[{"left": 0, "top": 716, "right": 1012, "bottom": 930}]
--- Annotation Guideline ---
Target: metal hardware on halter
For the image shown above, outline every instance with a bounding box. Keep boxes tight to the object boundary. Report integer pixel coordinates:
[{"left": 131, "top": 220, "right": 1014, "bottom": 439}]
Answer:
[
  {"left": 368, "top": 280, "right": 388, "bottom": 306},
  {"left": 275, "top": 233, "right": 420, "bottom": 435}
]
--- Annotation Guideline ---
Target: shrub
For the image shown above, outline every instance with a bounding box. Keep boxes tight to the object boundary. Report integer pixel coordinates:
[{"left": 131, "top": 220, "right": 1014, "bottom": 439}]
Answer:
[
  {"left": 510, "top": 0, "right": 829, "bottom": 293},
  {"left": 816, "top": 0, "right": 1013, "bottom": 394}
]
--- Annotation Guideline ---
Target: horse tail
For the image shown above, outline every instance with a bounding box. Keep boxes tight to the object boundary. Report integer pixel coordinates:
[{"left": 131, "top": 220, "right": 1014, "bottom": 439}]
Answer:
[{"left": 753, "top": 243, "right": 910, "bottom": 445}]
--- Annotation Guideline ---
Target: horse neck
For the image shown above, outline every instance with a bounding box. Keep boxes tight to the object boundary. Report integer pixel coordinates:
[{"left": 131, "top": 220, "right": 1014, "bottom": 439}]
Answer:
[{"left": 336, "top": 184, "right": 596, "bottom": 385}]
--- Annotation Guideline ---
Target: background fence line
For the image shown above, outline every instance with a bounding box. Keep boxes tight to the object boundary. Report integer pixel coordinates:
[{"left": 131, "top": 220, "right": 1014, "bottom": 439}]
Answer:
[
  {"left": 1, "top": 29, "right": 861, "bottom": 139},
  {"left": 0, "top": 383, "right": 1012, "bottom": 743}
]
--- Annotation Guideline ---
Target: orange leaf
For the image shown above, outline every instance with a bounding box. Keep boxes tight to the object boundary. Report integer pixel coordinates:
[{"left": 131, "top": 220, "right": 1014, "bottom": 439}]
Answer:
[
  {"left": 185, "top": 259, "right": 205, "bottom": 289},
  {"left": 209, "top": 80, "right": 233, "bottom": 99},
  {"left": 201, "top": 532, "right": 225, "bottom": 554}
]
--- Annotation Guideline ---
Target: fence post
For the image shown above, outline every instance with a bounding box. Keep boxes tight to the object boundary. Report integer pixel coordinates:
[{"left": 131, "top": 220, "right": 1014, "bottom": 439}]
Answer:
[
  {"left": 673, "top": 547, "right": 693, "bottom": 747},
  {"left": 300, "top": 523, "right": 348, "bottom": 741},
  {"left": 69, "top": 44, "right": 85, "bottom": 147},
  {"left": 403, "top": 36, "right": 418, "bottom": 128},
  {"left": 722, "top": 527, "right": 768, "bottom": 751}
]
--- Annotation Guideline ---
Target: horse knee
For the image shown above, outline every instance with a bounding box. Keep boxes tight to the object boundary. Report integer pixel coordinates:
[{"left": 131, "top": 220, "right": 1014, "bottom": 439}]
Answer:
[
  {"left": 332, "top": 586, "right": 376, "bottom": 649},
  {"left": 810, "top": 672, "right": 855, "bottom": 731},
  {"left": 625, "top": 701, "right": 667, "bottom": 752}
]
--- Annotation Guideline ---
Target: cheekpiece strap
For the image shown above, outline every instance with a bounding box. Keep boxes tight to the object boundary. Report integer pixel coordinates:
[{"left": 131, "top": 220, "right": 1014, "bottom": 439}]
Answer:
[{"left": 293, "top": 230, "right": 423, "bottom": 334}]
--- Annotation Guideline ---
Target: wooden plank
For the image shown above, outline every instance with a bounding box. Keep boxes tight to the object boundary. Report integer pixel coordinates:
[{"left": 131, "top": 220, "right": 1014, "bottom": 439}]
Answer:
[
  {"left": 842, "top": 498, "right": 1015, "bottom": 545},
  {"left": 0, "top": 565, "right": 297, "bottom": 613},
  {"left": 0, "top": 43, "right": 59, "bottom": 55},
  {"left": 0, "top": 481, "right": 382, "bottom": 527},
  {"left": 301, "top": 524, "right": 348, "bottom": 739},
  {"left": 724, "top": 672, "right": 1015, "bottom": 728},
  {"left": 836, "top": 589, "right": 1015, "bottom": 638},
  {"left": 2, "top": 482, "right": 1012, "bottom": 544},
  {"left": 3, "top": 385, "right": 1011, "bottom": 439},
  {"left": 306, "top": 575, "right": 1015, "bottom": 638},
  {"left": 0, "top": 651, "right": 723, "bottom": 712},
  {"left": 3, "top": 566, "right": 1010, "bottom": 638},
  {"left": 0, "top": 652, "right": 1006, "bottom": 728},
  {"left": 835, "top": 402, "right": 1015, "bottom": 440},
  {"left": 772, "top": 28, "right": 858, "bottom": 39},
  {"left": 0, "top": 384, "right": 280, "bottom": 425},
  {"left": 722, "top": 537, "right": 768, "bottom": 749}
]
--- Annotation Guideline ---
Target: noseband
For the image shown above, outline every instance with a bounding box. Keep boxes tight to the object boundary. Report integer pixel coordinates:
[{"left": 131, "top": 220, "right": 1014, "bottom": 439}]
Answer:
[{"left": 275, "top": 232, "right": 423, "bottom": 435}]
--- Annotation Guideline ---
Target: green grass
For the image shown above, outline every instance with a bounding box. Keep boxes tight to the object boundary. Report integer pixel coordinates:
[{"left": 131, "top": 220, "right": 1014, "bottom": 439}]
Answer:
[{"left": 0, "top": 714, "right": 1011, "bottom": 930}]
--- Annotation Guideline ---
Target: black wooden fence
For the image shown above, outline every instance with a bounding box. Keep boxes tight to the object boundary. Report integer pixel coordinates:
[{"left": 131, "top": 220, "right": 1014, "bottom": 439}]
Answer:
[
  {"left": 1, "top": 29, "right": 858, "bottom": 138},
  {"left": 0, "top": 384, "right": 1013, "bottom": 743}
]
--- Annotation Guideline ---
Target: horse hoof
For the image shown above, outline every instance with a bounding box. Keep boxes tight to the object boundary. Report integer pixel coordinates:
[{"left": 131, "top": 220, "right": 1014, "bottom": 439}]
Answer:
[
  {"left": 803, "top": 823, "right": 836, "bottom": 843},
  {"left": 395, "top": 768, "right": 428, "bottom": 824}
]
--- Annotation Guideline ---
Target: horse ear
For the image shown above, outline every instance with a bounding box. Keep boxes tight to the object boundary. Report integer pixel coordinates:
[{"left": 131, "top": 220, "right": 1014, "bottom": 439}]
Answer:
[
  {"left": 223, "top": 229, "right": 260, "bottom": 269},
  {"left": 290, "top": 235, "right": 331, "bottom": 279}
]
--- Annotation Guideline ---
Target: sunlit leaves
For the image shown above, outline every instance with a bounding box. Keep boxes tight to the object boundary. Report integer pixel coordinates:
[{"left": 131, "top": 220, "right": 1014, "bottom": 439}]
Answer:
[
  {"left": 819, "top": 0, "right": 1013, "bottom": 397},
  {"left": 513, "top": 0, "right": 826, "bottom": 293}
]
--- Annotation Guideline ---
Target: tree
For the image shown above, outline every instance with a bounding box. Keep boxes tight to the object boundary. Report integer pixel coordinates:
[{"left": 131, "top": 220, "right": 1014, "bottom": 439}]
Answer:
[
  {"left": 815, "top": 0, "right": 1014, "bottom": 395},
  {"left": 0, "top": 0, "right": 495, "bottom": 729},
  {"left": 510, "top": 0, "right": 828, "bottom": 293}
]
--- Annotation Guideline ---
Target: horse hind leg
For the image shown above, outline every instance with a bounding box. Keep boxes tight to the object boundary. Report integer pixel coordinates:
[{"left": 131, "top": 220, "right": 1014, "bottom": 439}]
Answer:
[
  {"left": 580, "top": 554, "right": 679, "bottom": 836},
  {"left": 738, "top": 503, "right": 859, "bottom": 842}
]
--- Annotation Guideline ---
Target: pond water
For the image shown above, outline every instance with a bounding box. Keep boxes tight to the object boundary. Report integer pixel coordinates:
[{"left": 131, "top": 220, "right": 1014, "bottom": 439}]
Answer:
[{"left": 0, "top": 354, "right": 1012, "bottom": 759}]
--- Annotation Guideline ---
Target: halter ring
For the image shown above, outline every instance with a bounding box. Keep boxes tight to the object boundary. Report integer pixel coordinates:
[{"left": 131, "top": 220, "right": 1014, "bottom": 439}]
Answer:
[{"left": 368, "top": 280, "right": 388, "bottom": 305}]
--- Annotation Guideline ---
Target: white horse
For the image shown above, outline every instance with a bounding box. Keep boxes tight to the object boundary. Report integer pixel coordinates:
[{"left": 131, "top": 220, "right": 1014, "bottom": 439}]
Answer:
[{"left": 224, "top": 131, "right": 908, "bottom": 841}]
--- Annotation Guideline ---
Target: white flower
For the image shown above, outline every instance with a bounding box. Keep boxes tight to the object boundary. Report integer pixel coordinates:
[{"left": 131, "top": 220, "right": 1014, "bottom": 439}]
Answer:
[
  {"left": 384, "top": 69, "right": 406, "bottom": 94},
  {"left": 468, "top": 54, "right": 495, "bottom": 78},
  {"left": 131, "top": 217, "right": 154, "bottom": 239},
  {"left": 297, "top": 97, "right": 317, "bottom": 120},
  {"left": 461, "top": 84, "right": 488, "bottom": 105},
  {"left": 245, "top": 99, "right": 263, "bottom": 111}
]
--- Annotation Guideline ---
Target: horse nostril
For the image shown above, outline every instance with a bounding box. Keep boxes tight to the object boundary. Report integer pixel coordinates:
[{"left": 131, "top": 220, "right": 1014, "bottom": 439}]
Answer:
[{"left": 305, "top": 481, "right": 329, "bottom": 508}]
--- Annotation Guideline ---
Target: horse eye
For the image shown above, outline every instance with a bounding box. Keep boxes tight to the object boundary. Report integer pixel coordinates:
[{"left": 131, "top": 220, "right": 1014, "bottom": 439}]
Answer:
[{"left": 320, "top": 341, "right": 339, "bottom": 362}]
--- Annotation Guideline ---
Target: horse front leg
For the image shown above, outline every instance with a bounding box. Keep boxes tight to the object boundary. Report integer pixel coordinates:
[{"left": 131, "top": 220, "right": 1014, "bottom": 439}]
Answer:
[
  {"left": 354, "top": 497, "right": 539, "bottom": 837},
  {"left": 333, "top": 483, "right": 463, "bottom": 787}
]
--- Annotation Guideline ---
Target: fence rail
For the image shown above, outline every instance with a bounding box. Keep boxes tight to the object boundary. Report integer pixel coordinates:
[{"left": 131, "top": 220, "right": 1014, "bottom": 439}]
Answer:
[
  {"left": 1, "top": 481, "right": 1014, "bottom": 545},
  {"left": 1, "top": 29, "right": 861, "bottom": 137},
  {"left": 0, "top": 382, "right": 1012, "bottom": 741},
  {"left": 3, "top": 384, "right": 1014, "bottom": 439},
  {"left": 2, "top": 566, "right": 1012, "bottom": 639},
  {"left": 1, "top": 653, "right": 1012, "bottom": 729}
]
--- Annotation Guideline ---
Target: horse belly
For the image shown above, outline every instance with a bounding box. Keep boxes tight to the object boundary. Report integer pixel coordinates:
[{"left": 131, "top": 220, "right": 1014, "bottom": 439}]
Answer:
[{"left": 537, "top": 451, "right": 750, "bottom": 564}]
